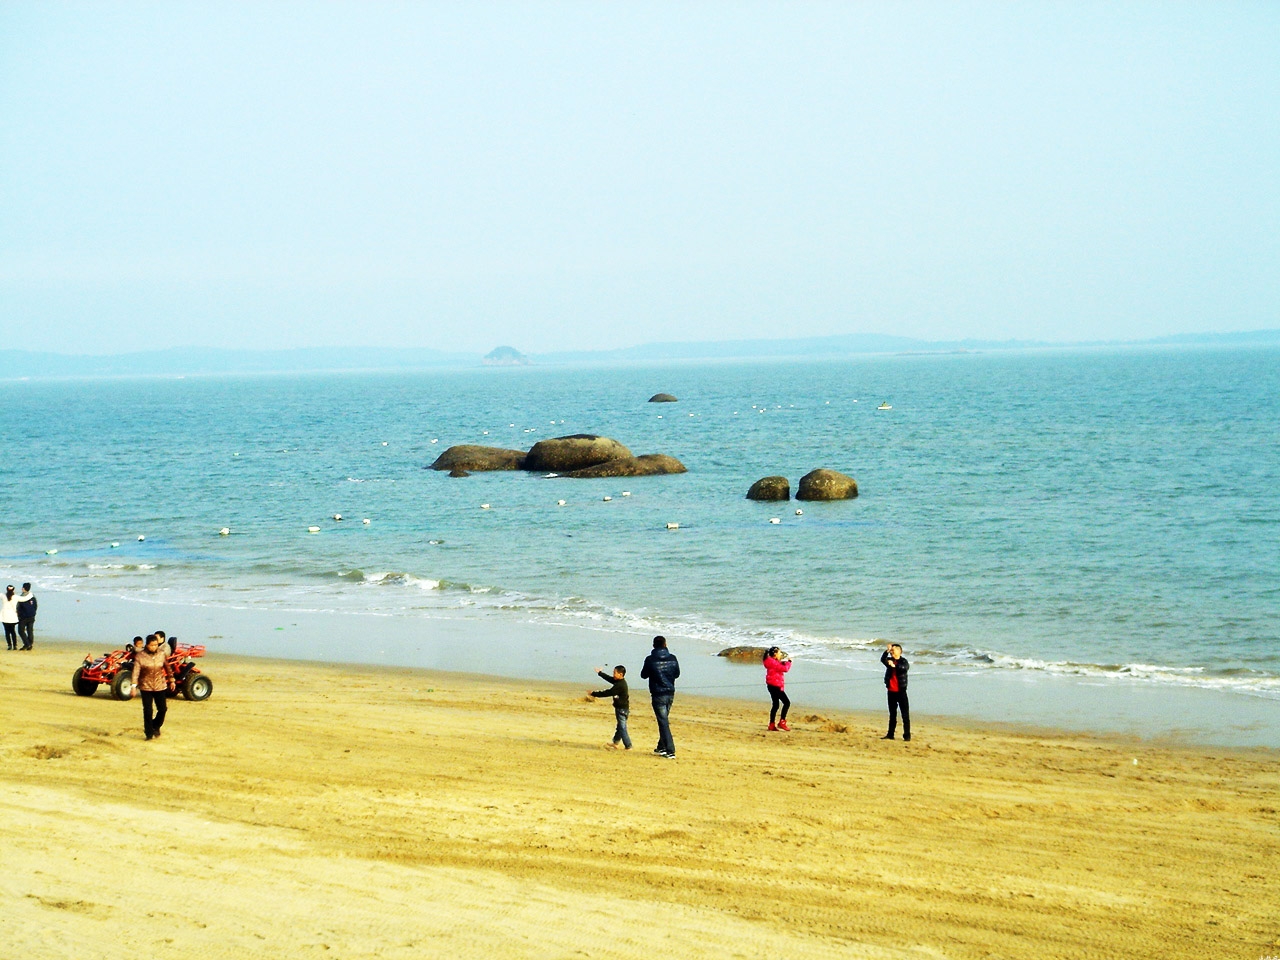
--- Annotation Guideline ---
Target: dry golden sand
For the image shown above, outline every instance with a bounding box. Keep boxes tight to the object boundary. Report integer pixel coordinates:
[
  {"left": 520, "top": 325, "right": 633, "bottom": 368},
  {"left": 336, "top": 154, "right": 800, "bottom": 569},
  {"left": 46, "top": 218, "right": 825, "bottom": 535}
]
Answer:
[{"left": 2, "top": 642, "right": 1277, "bottom": 959}]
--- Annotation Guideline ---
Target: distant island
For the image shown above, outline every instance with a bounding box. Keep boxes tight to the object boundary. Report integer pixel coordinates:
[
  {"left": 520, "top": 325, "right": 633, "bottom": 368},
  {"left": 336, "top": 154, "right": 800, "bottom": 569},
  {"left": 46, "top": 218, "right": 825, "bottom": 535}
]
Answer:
[
  {"left": 483, "top": 346, "right": 529, "bottom": 366},
  {"left": 3, "top": 329, "right": 1277, "bottom": 379}
]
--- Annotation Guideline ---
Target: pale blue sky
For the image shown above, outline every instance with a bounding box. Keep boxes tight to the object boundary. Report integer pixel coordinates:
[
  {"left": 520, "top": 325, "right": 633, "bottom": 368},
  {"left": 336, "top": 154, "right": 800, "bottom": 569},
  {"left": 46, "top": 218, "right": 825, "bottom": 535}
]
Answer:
[{"left": 2, "top": 2, "right": 1277, "bottom": 354}]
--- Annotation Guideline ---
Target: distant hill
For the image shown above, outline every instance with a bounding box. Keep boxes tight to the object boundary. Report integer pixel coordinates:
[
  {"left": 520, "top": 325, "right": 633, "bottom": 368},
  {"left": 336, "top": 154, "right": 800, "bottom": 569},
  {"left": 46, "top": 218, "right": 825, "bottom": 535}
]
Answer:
[
  {"left": 0, "top": 346, "right": 478, "bottom": 378},
  {"left": 2, "top": 329, "right": 1275, "bottom": 379},
  {"left": 531, "top": 328, "right": 1280, "bottom": 364}
]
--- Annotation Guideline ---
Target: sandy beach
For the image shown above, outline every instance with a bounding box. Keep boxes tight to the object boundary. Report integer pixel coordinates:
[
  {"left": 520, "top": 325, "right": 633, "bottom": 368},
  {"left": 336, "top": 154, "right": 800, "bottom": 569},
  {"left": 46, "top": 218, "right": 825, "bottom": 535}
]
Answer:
[{"left": 2, "top": 640, "right": 1277, "bottom": 959}]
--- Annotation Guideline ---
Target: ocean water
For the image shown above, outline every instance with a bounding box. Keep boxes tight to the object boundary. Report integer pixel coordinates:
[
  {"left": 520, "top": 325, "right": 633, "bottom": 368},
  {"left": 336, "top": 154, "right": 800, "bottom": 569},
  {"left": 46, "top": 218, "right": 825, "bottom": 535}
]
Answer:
[{"left": 2, "top": 346, "right": 1278, "bottom": 712}]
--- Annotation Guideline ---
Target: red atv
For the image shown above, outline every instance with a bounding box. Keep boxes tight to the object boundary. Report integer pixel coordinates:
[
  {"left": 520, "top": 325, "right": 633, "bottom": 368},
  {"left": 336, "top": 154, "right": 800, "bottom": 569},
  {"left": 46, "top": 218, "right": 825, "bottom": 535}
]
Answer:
[{"left": 72, "top": 640, "right": 213, "bottom": 702}]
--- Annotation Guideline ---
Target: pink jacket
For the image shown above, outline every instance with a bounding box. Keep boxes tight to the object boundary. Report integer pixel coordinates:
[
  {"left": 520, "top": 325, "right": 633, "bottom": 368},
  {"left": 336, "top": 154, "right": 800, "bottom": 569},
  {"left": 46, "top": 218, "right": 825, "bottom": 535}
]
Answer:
[{"left": 764, "top": 655, "right": 791, "bottom": 689}]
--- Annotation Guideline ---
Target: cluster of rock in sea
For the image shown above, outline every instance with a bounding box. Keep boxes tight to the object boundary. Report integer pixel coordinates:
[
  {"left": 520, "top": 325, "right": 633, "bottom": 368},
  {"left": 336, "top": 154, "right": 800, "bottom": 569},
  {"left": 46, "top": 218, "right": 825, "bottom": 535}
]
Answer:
[
  {"left": 745, "top": 470, "right": 858, "bottom": 502},
  {"left": 428, "top": 392, "right": 857, "bottom": 501},
  {"left": 430, "top": 434, "right": 687, "bottom": 479}
]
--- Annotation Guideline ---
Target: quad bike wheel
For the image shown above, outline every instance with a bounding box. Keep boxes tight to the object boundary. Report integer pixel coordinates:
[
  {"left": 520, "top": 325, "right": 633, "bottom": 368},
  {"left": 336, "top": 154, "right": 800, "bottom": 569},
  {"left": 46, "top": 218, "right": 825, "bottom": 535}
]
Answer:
[
  {"left": 183, "top": 673, "right": 213, "bottom": 702},
  {"left": 110, "top": 669, "right": 134, "bottom": 701},
  {"left": 71, "top": 667, "right": 99, "bottom": 697}
]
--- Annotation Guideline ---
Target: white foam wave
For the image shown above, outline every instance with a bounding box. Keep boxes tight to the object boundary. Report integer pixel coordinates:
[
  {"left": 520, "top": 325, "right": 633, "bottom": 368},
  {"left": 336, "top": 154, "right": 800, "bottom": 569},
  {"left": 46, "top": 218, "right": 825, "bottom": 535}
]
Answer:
[{"left": 360, "top": 571, "right": 441, "bottom": 591}]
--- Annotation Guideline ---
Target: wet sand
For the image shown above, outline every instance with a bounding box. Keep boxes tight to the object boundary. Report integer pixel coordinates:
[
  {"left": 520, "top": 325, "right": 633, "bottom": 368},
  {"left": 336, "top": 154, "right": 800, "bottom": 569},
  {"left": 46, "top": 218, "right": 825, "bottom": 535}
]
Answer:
[{"left": 2, "top": 642, "right": 1277, "bottom": 959}]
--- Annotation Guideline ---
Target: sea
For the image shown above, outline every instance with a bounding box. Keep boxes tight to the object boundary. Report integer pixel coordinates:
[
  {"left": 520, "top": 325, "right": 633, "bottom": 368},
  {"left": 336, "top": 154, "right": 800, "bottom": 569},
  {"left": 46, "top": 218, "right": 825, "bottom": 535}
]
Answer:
[{"left": 2, "top": 345, "right": 1278, "bottom": 744}]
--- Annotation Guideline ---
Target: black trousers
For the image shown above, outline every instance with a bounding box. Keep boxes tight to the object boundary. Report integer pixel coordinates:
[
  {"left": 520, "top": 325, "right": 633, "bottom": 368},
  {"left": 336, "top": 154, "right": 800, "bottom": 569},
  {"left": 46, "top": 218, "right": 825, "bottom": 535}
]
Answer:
[
  {"left": 141, "top": 690, "right": 168, "bottom": 737},
  {"left": 887, "top": 690, "right": 910, "bottom": 737},
  {"left": 767, "top": 684, "right": 790, "bottom": 722},
  {"left": 17, "top": 618, "right": 34, "bottom": 649},
  {"left": 3, "top": 623, "right": 16, "bottom": 649}
]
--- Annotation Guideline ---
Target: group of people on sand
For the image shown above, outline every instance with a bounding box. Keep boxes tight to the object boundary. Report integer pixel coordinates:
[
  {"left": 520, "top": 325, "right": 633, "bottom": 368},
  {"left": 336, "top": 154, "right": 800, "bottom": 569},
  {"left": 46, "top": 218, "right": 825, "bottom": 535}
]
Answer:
[
  {"left": 589, "top": 635, "right": 911, "bottom": 755},
  {"left": 591, "top": 635, "right": 680, "bottom": 757},
  {"left": 127, "top": 631, "right": 178, "bottom": 741},
  {"left": 2, "top": 583, "right": 38, "bottom": 651}
]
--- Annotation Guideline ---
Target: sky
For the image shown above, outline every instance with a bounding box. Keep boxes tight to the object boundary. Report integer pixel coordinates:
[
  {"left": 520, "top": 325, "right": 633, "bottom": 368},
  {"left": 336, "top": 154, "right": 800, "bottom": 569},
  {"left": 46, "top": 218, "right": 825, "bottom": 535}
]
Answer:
[{"left": 1, "top": 1, "right": 1277, "bottom": 355}]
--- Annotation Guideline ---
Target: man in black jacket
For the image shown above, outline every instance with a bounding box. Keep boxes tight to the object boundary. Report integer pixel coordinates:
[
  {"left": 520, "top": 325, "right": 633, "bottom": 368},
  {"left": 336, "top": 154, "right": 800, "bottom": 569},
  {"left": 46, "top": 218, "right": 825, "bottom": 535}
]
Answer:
[
  {"left": 640, "top": 636, "right": 680, "bottom": 758},
  {"left": 16, "top": 583, "right": 36, "bottom": 651},
  {"left": 880, "top": 642, "right": 910, "bottom": 741}
]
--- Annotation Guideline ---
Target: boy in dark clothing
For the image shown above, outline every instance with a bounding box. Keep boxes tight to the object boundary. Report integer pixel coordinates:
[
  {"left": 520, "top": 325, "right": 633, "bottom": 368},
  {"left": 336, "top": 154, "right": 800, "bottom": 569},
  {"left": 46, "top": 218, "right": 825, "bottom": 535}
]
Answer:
[
  {"left": 590, "top": 665, "right": 631, "bottom": 750},
  {"left": 880, "top": 643, "right": 910, "bottom": 741}
]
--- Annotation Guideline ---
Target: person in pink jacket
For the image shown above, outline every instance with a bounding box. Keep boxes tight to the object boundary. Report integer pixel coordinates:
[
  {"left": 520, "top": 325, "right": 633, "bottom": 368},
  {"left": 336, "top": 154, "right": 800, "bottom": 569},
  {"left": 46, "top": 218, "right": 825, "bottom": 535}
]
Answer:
[{"left": 763, "top": 646, "right": 792, "bottom": 731}]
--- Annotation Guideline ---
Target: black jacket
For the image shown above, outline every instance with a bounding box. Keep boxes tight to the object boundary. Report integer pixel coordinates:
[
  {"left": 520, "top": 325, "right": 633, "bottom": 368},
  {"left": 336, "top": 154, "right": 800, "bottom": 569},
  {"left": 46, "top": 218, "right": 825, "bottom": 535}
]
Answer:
[
  {"left": 16, "top": 594, "right": 36, "bottom": 619},
  {"left": 641, "top": 647, "right": 680, "bottom": 697},
  {"left": 880, "top": 650, "right": 909, "bottom": 692},
  {"left": 591, "top": 672, "right": 629, "bottom": 711}
]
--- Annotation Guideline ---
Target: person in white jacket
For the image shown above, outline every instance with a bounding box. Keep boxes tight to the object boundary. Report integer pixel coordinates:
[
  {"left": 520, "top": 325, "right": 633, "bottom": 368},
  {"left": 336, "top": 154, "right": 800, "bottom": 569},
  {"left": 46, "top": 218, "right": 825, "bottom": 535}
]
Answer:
[{"left": 1, "top": 586, "right": 19, "bottom": 651}]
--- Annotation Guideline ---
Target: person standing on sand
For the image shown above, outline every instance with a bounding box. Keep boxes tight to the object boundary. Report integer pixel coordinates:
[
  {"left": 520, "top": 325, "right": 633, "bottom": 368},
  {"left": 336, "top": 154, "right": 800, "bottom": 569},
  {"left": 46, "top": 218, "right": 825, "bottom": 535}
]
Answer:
[
  {"left": 880, "top": 642, "right": 910, "bottom": 741},
  {"left": 130, "top": 634, "right": 175, "bottom": 740},
  {"left": 763, "top": 646, "right": 792, "bottom": 731},
  {"left": 590, "top": 665, "right": 632, "bottom": 750},
  {"left": 2, "top": 586, "right": 18, "bottom": 650},
  {"left": 641, "top": 635, "right": 680, "bottom": 758},
  {"left": 16, "top": 583, "right": 37, "bottom": 650}
]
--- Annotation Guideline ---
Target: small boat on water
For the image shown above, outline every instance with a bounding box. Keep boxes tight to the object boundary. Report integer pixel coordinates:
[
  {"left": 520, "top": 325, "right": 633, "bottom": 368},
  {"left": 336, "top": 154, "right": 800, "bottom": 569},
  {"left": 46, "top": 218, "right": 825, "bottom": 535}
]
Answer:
[{"left": 877, "top": 402, "right": 892, "bottom": 411}]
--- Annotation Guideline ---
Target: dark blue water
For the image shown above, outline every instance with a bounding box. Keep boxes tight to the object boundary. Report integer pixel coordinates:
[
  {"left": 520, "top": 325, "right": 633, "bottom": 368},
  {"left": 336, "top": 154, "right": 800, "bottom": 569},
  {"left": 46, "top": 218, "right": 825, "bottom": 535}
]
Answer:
[{"left": 2, "top": 346, "right": 1277, "bottom": 699}]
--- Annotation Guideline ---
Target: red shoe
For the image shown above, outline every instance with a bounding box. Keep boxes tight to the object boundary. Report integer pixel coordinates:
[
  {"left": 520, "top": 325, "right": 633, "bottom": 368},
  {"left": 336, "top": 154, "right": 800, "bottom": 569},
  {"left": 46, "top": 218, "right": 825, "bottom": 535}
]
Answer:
[
  {"left": 768, "top": 722, "right": 777, "bottom": 731},
  {"left": 777, "top": 719, "right": 790, "bottom": 731}
]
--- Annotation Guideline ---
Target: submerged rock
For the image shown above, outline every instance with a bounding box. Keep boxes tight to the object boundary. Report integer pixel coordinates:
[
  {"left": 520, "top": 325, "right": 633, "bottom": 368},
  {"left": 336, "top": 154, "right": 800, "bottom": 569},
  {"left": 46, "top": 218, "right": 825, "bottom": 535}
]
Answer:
[
  {"left": 648, "top": 393, "right": 678, "bottom": 403},
  {"left": 448, "top": 468, "right": 471, "bottom": 478},
  {"left": 523, "top": 435, "right": 633, "bottom": 472},
  {"left": 564, "top": 454, "right": 687, "bottom": 478},
  {"left": 795, "top": 468, "right": 858, "bottom": 501},
  {"left": 430, "top": 445, "right": 526, "bottom": 472},
  {"left": 746, "top": 476, "right": 790, "bottom": 501}
]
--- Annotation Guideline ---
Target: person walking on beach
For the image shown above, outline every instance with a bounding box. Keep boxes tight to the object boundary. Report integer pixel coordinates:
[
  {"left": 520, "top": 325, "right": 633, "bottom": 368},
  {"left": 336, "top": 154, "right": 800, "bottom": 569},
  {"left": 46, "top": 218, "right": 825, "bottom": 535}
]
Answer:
[
  {"left": 880, "top": 642, "right": 910, "bottom": 741},
  {"left": 590, "top": 665, "right": 632, "bottom": 750},
  {"left": 16, "top": 583, "right": 37, "bottom": 650},
  {"left": 763, "top": 646, "right": 792, "bottom": 731},
  {"left": 130, "top": 633, "right": 176, "bottom": 740},
  {"left": 641, "top": 636, "right": 680, "bottom": 758},
  {"left": 2, "top": 586, "right": 18, "bottom": 651}
]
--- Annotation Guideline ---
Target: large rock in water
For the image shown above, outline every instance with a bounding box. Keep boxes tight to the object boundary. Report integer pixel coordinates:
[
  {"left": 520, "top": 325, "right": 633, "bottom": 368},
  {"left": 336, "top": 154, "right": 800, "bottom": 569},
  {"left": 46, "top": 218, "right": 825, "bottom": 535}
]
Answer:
[
  {"left": 564, "top": 454, "right": 687, "bottom": 478},
  {"left": 523, "top": 435, "right": 632, "bottom": 472},
  {"left": 746, "top": 476, "right": 790, "bottom": 501},
  {"left": 648, "top": 393, "right": 678, "bottom": 403},
  {"left": 796, "top": 468, "right": 858, "bottom": 501},
  {"left": 430, "top": 445, "right": 526, "bottom": 472}
]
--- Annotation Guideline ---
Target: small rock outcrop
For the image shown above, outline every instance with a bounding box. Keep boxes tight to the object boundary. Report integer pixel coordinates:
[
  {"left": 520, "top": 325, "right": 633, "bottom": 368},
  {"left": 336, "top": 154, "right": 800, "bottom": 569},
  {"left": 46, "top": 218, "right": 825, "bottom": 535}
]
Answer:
[
  {"left": 718, "top": 646, "right": 768, "bottom": 663},
  {"left": 746, "top": 476, "right": 790, "bottom": 501},
  {"left": 448, "top": 468, "right": 471, "bottom": 478},
  {"left": 523, "top": 435, "right": 633, "bottom": 472},
  {"left": 796, "top": 468, "right": 858, "bottom": 501},
  {"left": 565, "top": 454, "right": 687, "bottom": 478},
  {"left": 430, "top": 445, "right": 526, "bottom": 472},
  {"left": 648, "top": 393, "right": 678, "bottom": 403},
  {"left": 483, "top": 346, "right": 529, "bottom": 366}
]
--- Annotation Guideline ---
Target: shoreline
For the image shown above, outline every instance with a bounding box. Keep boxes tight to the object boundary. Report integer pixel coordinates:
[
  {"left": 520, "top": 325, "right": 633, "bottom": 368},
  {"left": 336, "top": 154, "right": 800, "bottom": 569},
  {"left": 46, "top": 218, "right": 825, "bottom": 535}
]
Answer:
[
  {"left": 33, "top": 637, "right": 1280, "bottom": 760},
  {"left": 32, "top": 586, "right": 1280, "bottom": 748},
  {"left": 3, "top": 641, "right": 1277, "bottom": 958}
]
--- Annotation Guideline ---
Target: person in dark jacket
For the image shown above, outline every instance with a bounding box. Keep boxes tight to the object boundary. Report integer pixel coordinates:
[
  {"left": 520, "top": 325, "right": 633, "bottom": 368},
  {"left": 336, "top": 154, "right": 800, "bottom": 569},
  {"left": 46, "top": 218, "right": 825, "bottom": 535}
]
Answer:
[
  {"left": 590, "top": 664, "right": 632, "bottom": 750},
  {"left": 16, "top": 583, "right": 37, "bottom": 650},
  {"left": 880, "top": 643, "right": 910, "bottom": 741},
  {"left": 640, "top": 635, "right": 680, "bottom": 758}
]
